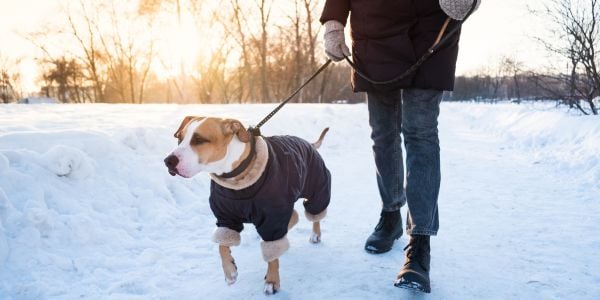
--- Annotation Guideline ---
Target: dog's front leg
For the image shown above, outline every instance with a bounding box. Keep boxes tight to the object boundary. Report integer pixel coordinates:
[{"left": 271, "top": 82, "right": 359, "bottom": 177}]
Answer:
[
  {"left": 264, "top": 259, "right": 280, "bottom": 295},
  {"left": 219, "top": 245, "right": 238, "bottom": 285},
  {"left": 260, "top": 237, "right": 289, "bottom": 295},
  {"left": 213, "top": 227, "right": 241, "bottom": 285}
]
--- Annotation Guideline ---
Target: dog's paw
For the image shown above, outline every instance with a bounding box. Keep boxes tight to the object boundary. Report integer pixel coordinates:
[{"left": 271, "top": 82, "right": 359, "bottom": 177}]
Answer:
[
  {"left": 222, "top": 260, "right": 238, "bottom": 285},
  {"left": 264, "top": 281, "right": 279, "bottom": 295},
  {"left": 309, "top": 232, "right": 321, "bottom": 244},
  {"left": 225, "top": 270, "right": 238, "bottom": 285}
]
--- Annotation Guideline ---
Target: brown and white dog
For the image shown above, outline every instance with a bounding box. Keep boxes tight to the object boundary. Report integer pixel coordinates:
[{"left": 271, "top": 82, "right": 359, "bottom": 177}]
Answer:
[{"left": 164, "top": 116, "right": 331, "bottom": 295}]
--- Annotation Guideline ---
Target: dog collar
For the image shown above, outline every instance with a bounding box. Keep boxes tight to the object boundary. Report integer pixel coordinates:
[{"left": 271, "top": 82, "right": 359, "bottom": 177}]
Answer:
[{"left": 216, "top": 131, "right": 257, "bottom": 179}]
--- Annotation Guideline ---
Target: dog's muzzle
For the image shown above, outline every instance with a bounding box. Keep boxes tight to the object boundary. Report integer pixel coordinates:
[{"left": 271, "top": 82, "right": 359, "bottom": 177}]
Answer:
[{"left": 164, "top": 154, "right": 179, "bottom": 176}]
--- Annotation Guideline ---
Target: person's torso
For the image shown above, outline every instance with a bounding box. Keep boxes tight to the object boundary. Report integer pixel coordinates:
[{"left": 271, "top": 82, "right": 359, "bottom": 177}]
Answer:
[
  {"left": 347, "top": 0, "right": 461, "bottom": 92},
  {"left": 349, "top": 0, "right": 444, "bottom": 40}
]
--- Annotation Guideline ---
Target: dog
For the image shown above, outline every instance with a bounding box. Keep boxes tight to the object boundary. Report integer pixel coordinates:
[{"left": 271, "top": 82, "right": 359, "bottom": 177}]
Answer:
[{"left": 164, "top": 116, "right": 331, "bottom": 295}]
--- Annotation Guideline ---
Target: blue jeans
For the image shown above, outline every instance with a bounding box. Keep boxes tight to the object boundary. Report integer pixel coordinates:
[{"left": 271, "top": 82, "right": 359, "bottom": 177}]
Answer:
[{"left": 367, "top": 88, "right": 442, "bottom": 236}]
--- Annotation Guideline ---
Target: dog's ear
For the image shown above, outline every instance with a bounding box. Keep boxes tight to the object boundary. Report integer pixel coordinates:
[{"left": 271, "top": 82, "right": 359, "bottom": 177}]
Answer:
[
  {"left": 174, "top": 116, "right": 197, "bottom": 139},
  {"left": 223, "top": 119, "right": 250, "bottom": 143}
]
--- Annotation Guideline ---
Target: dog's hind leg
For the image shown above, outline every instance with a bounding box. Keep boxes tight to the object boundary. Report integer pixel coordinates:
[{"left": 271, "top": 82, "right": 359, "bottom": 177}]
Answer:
[
  {"left": 288, "top": 209, "right": 299, "bottom": 230},
  {"left": 264, "top": 259, "right": 280, "bottom": 295},
  {"left": 310, "top": 221, "right": 322, "bottom": 244},
  {"left": 305, "top": 209, "right": 327, "bottom": 244},
  {"left": 219, "top": 245, "right": 238, "bottom": 285}
]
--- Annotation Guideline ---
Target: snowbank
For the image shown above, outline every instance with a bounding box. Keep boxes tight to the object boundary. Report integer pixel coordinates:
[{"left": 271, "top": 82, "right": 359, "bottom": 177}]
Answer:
[{"left": 446, "top": 102, "right": 600, "bottom": 189}]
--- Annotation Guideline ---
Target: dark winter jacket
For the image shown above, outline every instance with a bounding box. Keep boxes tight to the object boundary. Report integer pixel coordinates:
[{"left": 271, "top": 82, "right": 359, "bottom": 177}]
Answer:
[
  {"left": 209, "top": 136, "right": 331, "bottom": 242},
  {"left": 320, "top": 0, "right": 461, "bottom": 92}
]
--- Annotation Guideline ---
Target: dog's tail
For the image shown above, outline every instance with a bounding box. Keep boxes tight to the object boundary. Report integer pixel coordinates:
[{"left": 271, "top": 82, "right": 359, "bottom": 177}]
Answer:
[{"left": 311, "top": 127, "right": 329, "bottom": 149}]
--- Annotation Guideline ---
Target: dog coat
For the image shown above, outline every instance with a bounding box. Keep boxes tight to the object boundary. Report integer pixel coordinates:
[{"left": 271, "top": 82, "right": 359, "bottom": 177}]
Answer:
[{"left": 209, "top": 135, "right": 331, "bottom": 242}]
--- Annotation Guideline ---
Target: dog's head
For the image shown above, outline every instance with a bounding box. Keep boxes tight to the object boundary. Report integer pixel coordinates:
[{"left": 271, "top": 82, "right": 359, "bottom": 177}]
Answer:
[{"left": 164, "top": 116, "right": 251, "bottom": 178}]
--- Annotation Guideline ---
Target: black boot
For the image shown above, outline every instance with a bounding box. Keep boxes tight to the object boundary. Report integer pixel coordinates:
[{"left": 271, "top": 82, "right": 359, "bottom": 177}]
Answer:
[
  {"left": 394, "top": 235, "right": 431, "bottom": 293},
  {"left": 364, "top": 210, "right": 403, "bottom": 254}
]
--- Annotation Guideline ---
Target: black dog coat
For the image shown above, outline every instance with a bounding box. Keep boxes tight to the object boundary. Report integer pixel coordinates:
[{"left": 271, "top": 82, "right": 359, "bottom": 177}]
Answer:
[{"left": 209, "top": 135, "right": 331, "bottom": 242}]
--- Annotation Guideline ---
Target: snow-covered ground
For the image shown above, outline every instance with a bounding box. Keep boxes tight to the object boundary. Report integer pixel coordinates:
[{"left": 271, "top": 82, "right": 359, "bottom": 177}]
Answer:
[{"left": 0, "top": 102, "right": 598, "bottom": 299}]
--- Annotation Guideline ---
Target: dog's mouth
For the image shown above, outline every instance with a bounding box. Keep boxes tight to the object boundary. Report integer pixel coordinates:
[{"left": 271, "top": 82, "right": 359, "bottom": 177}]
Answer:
[{"left": 168, "top": 169, "right": 178, "bottom": 176}]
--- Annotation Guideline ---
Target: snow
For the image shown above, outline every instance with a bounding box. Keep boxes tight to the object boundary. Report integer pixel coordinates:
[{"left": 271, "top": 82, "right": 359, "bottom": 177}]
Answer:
[
  {"left": 41, "top": 145, "right": 96, "bottom": 179},
  {"left": 0, "top": 102, "right": 598, "bottom": 299},
  {"left": 456, "top": 102, "right": 600, "bottom": 189}
]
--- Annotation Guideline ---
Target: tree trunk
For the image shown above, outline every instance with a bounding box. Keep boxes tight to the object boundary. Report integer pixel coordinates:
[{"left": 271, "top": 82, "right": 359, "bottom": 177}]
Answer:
[{"left": 259, "top": 0, "right": 271, "bottom": 102}]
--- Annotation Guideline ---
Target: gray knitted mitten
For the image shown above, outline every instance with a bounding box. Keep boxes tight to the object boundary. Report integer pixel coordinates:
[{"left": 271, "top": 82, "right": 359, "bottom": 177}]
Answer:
[
  {"left": 439, "top": 0, "right": 481, "bottom": 20},
  {"left": 324, "top": 20, "right": 351, "bottom": 62}
]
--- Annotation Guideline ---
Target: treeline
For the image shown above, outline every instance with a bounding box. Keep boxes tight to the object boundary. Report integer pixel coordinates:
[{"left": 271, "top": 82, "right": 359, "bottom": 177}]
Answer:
[
  {"left": 1, "top": 0, "right": 366, "bottom": 104},
  {"left": 451, "top": 71, "right": 600, "bottom": 112},
  {"left": 451, "top": 73, "right": 554, "bottom": 101},
  {"left": 450, "top": 0, "right": 600, "bottom": 115}
]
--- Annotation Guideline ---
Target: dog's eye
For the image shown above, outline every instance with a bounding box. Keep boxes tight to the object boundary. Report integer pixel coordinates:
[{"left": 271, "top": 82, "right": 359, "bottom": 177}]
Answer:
[{"left": 191, "top": 135, "right": 209, "bottom": 145}]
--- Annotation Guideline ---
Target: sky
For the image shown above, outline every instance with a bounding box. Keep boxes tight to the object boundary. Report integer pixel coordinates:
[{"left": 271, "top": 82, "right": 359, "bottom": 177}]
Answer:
[
  {"left": 457, "top": 0, "right": 549, "bottom": 74},
  {"left": 0, "top": 0, "right": 551, "bottom": 94}
]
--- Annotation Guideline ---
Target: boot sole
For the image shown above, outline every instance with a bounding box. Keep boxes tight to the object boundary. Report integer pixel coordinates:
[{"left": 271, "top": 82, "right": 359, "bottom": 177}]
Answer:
[
  {"left": 394, "top": 279, "right": 431, "bottom": 293},
  {"left": 364, "top": 236, "right": 402, "bottom": 254},
  {"left": 365, "top": 247, "right": 390, "bottom": 254}
]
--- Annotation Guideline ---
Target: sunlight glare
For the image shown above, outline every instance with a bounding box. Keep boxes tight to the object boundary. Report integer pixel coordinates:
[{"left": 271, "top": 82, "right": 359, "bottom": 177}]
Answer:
[{"left": 154, "top": 8, "right": 201, "bottom": 80}]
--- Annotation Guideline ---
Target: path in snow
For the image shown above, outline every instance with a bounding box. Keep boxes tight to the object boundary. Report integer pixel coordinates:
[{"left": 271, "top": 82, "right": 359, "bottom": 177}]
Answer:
[{"left": 0, "top": 103, "right": 598, "bottom": 299}]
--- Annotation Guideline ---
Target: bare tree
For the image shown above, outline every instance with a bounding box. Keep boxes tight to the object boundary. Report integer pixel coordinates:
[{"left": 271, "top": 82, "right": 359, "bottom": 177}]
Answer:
[
  {"left": 501, "top": 56, "right": 523, "bottom": 100},
  {"left": 213, "top": 0, "right": 255, "bottom": 102},
  {"left": 290, "top": 0, "right": 305, "bottom": 102},
  {"left": 64, "top": 0, "right": 107, "bottom": 102},
  {"left": 93, "top": 0, "right": 156, "bottom": 103},
  {"left": 256, "top": 0, "right": 274, "bottom": 102},
  {"left": 533, "top": 0, "right": 600, "bottom": 114},
  {"left": 283, "top": 0, "right": 323, "bottom": 103},
  {"left": 0, "top": 56, "right": 23, "bottom": 103},
  {"left": 488, "top": 65, "right": 505, "bottom": 99},
  {"left": 302, "top": 0, "right": 319, "bottom": 69},
  {"left": 41, "top": 57, "right": 86, "bottom": 103},
  {"left": 215, "top": 0, "right": 274, "bottom": 103},
  {"left": 230, "top": 0, "right": 255, "bottom": 102}
]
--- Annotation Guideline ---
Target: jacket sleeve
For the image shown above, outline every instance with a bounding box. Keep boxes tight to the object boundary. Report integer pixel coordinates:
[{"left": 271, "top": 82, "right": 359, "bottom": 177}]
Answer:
[
  {"left": 209, "top": 194, "right": 244, "bottom": 233},
  {"left": 319, "top": 0, "right": 351, "bottom": 26},
  {"left": 216, "top": 217, "right": 244, "bottom": 233},
  {"left": 254, "top": 206, "right": 293, "bottom": 242}
]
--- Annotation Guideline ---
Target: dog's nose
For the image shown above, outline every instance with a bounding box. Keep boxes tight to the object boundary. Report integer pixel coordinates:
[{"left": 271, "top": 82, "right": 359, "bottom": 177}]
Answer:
[{"left": 164, "top": 154, "right": 179, "bottom": 169}]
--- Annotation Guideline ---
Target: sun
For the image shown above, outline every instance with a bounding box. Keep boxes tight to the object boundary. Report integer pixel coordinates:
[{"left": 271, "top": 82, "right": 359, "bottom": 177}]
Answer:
[{"left": 152, "top": 9, "right": 202, "bottom": 80}]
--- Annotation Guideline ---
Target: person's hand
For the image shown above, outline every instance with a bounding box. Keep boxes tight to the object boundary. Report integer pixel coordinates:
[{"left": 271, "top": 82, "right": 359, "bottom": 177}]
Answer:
[
  {"left": 439, "top": 0, "right": 481, "bottom": 20},
  {"left": 324, "top": 20, "right": 351, "bottom": 62}
]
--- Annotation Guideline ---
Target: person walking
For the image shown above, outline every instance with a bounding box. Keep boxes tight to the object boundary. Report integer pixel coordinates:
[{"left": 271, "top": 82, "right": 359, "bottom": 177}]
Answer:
[{"left": 320, "top": 0, "right": 480, "bottom": 293}]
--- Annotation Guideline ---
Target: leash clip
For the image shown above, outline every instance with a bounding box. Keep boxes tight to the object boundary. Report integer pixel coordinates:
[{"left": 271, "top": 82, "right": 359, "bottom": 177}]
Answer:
[{"left": 248, "top": 126, "right": 262, "bottom": 137}]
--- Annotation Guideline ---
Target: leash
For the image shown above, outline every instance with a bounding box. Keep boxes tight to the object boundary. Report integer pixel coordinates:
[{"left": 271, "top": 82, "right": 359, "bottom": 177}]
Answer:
[
  {"left": 248, "top": 59, "right": 332, "bottom": 137},
  {"left": 249, "top": 1, "right": 477, "bottom": 137}
]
